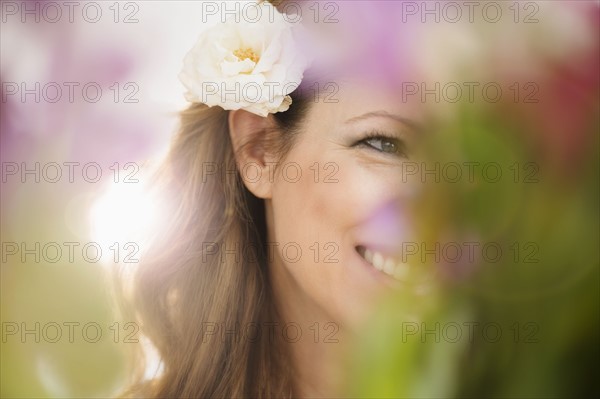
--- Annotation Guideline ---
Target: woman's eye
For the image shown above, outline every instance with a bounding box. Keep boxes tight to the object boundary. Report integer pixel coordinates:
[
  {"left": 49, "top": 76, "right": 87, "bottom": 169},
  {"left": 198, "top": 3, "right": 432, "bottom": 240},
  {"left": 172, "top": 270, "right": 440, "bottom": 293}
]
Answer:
[{"left": 361, "top": 137, "right": 406, "bottom": 157}]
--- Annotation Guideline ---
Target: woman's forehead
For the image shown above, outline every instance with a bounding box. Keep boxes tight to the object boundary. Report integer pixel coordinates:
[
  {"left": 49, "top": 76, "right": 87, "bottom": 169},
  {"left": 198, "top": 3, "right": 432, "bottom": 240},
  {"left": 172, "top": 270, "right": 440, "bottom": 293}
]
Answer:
[{"left": 305, "top": 82, "right": 426, "bottom": 126}]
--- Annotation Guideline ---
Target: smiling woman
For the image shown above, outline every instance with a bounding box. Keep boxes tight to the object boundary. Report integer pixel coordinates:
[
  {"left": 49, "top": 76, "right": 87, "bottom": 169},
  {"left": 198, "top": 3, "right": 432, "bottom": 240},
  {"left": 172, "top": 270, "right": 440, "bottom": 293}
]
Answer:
[
  {"left": 115, "top": 1, "right": 426, "bottom": 396},
  {"left": 1, "top": 0, "right": 597, "bottom": 397},
  {"left": 112, "top": 1, "right": 600, "bottom": 398}
]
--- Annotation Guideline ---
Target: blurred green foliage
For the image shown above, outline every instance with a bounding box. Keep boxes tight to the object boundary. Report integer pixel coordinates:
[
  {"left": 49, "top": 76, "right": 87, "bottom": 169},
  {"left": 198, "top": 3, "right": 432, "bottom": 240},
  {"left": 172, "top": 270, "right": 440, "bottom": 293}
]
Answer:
[
  {"left": 1, "top": 181, "right": 130, "bottom": 398},
  {"left": 347, "top": 89, "right": 599, "bottom": 397}
]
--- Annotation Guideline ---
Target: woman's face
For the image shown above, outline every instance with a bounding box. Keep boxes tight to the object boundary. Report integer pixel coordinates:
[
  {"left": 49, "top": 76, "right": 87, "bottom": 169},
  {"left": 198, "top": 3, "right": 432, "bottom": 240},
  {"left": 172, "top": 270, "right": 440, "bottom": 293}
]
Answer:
[{"left": 266, "top": 83, "right": 424, "bottom": 328}]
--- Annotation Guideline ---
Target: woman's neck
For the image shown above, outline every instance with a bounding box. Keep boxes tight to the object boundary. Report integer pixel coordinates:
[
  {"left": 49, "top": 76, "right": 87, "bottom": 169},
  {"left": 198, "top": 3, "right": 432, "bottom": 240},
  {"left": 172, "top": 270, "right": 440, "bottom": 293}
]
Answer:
[{"left": 268, "top": 254, "right": 344, "bottom": 398}]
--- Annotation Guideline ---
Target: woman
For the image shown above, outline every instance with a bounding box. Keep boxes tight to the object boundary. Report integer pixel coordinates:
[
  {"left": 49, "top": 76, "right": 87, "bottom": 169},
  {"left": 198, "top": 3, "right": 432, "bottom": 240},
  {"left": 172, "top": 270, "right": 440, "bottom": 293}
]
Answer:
[
  {"left": 116, "top": 0, "right": 600, "bottom": 397},
  {"left": 118, "top": 1, "right": 422, "bottom": 397}
]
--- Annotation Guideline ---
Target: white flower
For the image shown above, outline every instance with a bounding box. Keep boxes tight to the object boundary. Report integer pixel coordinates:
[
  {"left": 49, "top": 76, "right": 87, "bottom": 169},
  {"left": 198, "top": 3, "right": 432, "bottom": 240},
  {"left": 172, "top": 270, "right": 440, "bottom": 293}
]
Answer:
[{"left": 179, "top": 3, "right": 307, "bottom": 117}]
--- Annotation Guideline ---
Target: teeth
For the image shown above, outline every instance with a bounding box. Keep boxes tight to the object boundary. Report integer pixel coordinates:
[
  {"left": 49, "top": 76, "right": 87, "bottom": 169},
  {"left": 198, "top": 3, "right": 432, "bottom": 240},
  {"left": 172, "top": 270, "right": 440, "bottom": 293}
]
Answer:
[
  {"left": 372, "top": 252, "right": 384, "bottom": 271},
  {"left": 360, "top": 248, "right": 410, "bottom": 281},
  {"left": 383, "top": 258, "right": 396, "bottom": 276},
  {"left": 364, "top": 249, "right": 373, "bottom": 263}
]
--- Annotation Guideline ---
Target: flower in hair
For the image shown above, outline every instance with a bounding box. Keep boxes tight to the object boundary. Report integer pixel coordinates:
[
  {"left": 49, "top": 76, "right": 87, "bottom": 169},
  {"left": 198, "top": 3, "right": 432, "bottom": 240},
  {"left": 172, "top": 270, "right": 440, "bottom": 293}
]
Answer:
[{"left": 179, "top": 2, "right": 307, "bottom": 117}]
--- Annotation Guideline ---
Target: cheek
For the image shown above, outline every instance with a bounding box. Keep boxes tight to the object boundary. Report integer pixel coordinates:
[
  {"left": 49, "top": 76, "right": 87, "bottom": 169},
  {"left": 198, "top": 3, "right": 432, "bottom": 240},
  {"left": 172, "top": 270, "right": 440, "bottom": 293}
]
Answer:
[
  {"left": 270, "top": 153, "right": 343, "bottom": 246},
  {"left": 270, "top": 142, "right": 401, "bottom": 262},
  {"left": 270, "top": 148, "right": 356, "bottom": 246}
]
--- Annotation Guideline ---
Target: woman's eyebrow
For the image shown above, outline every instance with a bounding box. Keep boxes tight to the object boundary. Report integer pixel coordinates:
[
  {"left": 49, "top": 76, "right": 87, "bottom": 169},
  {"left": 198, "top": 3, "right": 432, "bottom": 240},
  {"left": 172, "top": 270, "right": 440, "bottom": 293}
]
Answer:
[{"left": 344, "top": 111, "right": 422, "bottom": 133}]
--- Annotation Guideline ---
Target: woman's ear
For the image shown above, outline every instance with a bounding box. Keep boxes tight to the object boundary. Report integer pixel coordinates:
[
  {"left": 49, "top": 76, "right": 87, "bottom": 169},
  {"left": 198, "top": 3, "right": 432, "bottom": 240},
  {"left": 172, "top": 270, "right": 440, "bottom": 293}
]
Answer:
[{"left": 228, "top": 110, "right": 277, "bottom": 199}]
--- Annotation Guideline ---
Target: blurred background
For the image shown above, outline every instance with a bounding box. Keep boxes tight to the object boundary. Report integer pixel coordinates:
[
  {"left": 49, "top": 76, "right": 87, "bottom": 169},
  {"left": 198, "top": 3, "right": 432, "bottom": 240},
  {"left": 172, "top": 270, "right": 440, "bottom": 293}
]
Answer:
[
  {"left": 1, "top": 1, "right": 599, "bottom": 398},
  {"left": 1, "top": 1, "right": 224, "bottom": 396}
]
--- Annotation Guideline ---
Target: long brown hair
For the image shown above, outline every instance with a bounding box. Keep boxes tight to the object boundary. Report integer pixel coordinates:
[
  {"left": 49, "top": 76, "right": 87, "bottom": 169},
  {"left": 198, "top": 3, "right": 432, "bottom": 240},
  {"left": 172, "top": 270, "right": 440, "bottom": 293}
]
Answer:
[{"left": 116, "top": 92, "right": 310, "bottom": 397}]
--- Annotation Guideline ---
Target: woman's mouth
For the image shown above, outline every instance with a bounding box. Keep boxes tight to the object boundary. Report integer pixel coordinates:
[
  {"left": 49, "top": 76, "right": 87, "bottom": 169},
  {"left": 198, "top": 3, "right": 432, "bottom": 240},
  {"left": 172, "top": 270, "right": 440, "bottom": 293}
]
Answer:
[{"left": 355, "top": 245, "right": 409, "bottom": 281}]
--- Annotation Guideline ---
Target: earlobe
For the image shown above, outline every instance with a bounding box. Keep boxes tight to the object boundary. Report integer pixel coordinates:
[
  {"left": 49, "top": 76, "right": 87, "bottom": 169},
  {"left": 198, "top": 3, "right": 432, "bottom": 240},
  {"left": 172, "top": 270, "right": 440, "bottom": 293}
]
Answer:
[{"left": 228, "top": 110, "right": 275, "bottom": 199}]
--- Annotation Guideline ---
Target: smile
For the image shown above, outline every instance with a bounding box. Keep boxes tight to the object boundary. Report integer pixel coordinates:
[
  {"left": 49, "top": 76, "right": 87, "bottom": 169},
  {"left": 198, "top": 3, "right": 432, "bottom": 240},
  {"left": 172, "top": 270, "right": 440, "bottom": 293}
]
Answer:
[{"left": 356, "top": 245, "right": 409, "bottom": 281}]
